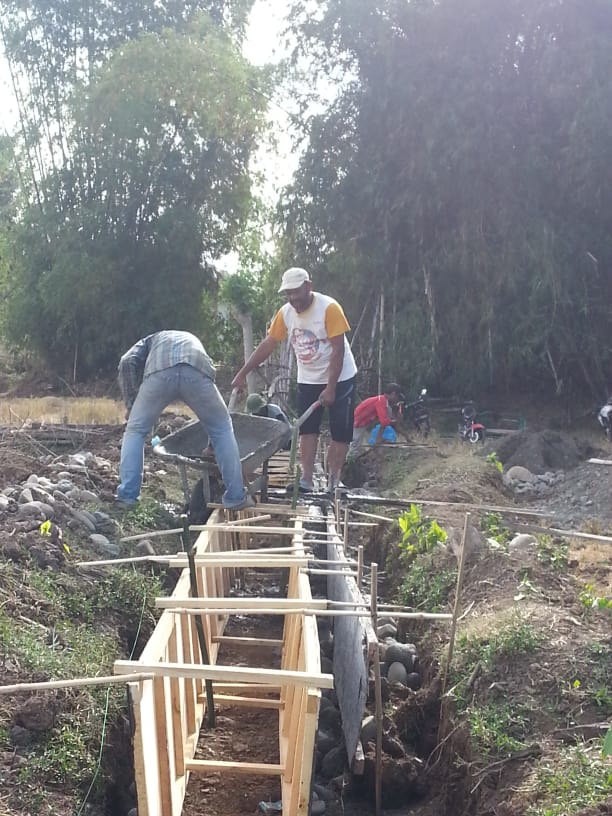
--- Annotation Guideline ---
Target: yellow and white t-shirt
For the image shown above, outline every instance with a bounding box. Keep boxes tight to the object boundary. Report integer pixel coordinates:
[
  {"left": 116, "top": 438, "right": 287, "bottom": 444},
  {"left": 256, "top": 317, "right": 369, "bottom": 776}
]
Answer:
[{"left": 268, "top": 292, "right": 358, "bottom": 385}]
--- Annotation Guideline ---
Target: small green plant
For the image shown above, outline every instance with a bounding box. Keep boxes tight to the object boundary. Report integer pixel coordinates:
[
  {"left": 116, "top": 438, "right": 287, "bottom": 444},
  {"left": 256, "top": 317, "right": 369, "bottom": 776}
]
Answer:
[
  {"left": 397, "top": 504, "right": 447, "bottom": 562},
  {"left": 486, "top": 451, "right": 503, "bottom": 473},
  {"left": 455, "top": 613, "right": 542, "bottom": 673},
  {"left": 526, "top": 745, "right": 612, "bottom": 815},
  {"left": 480, "top": 512, "right": 511, "bottom": 546},
  {"left": 397, "top": 561, "right": 456, "bottom": 611},
  {"left": 118, "top": 496, "right": 175, "bottom": 529},
  {"left": 468, "top": 701, "right": 529, "bottom": 756},
  {"left": 536, "top": 536, "right": 568, "bottom": 570},
  {"left": 579, "top": 584, "right": 612, "bottom": 611}
]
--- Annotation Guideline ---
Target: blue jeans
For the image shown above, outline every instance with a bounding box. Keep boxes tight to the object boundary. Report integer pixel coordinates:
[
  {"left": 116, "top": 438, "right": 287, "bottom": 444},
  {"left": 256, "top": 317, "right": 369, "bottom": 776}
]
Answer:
[{"left": 117, "top": 364, "right": 247, "bottom": 508}]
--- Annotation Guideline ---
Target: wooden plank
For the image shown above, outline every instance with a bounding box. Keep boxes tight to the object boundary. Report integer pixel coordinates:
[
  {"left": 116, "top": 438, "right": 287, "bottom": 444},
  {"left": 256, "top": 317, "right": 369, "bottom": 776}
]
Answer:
[
  {"left": 211, "top": 683, "right": 281, "bottom": 695},
  {"left": 153, "top": 676, "right": 173, "bottom": 816},
  {"left": 284, "top": 685, "right": 304, "bottom": 785},
  {"left": 179, "top": 613, "right": 197, "bottom": 738},
  {"left": 513, "top": 522, "right": 612, "bottom": 545},
  {"left": 212, "top": 636, "right": 283, "bottom": 648},
  {"left": 185, "top": 760, "right": 284, "bottom": 776},
  {"left": 156, "top": 597, "right": 328, "bottom": 611},
  {"left": 588, "top": 458, "right": 612, "bottom": 466},
  {"left": 114, "top": 660, "right": 335, "bottom": 689},
  {"left": 168, "top": 555, "right": 310, "bottom": 569},
  {"left": 295, "top": 689, "right": 320, "bottom": 815},
  {"left": 213, "top": 694, "right": 282, "bottom": 709},
  {"left": 168, "top": 628, "right": 185, "bottom": 779}
]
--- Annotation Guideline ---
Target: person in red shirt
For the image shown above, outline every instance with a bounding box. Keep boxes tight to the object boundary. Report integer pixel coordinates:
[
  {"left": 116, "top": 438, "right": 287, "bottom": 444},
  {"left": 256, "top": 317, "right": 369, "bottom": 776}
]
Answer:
[{"left": 350, "top": 383, "right": 402, "bottom": 455}]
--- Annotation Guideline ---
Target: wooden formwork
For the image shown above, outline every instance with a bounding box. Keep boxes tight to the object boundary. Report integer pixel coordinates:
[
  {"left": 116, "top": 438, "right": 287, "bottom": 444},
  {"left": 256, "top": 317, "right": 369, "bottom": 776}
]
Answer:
[{"left": 113, "top": 507, "right": 332, "bottom": 816}]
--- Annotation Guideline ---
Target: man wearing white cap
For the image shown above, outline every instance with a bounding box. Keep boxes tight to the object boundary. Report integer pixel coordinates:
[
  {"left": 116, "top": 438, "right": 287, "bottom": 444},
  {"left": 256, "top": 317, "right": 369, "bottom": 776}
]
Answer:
[{"left": 232, "top": 267, "right": 357, "bottom": 492}]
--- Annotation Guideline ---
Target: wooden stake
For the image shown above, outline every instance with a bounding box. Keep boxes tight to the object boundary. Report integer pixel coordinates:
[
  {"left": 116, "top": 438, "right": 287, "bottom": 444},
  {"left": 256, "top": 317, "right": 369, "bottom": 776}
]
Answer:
[
  {"left": 357, "top": 545, "right": 364, "bottom": 589},
  {"left": 343, "top": 506, "right": 349, "bottom": 553},
  {"left": 371, "top": 563, "right": 383, "bottom": 816},
  {"left": 441, "top": 512, "right": 470, "bottom": 697},
  {"left": 182, "top": 515, "right": 216, "bottom": 728},
  {"left": 0, "top": 672, "right": 154, "bottom": 695}
]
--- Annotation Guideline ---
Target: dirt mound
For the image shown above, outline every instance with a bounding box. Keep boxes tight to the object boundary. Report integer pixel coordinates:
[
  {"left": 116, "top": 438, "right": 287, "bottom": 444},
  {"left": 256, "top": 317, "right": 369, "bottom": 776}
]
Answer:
[{"left": 492, "top": 429, "right": 591, "bottom": 474}]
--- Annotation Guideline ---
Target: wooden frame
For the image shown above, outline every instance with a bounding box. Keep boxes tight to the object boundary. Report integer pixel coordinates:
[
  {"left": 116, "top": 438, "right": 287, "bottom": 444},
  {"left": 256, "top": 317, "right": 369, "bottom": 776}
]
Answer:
[{"left": 114, "top": 509, "right": 327, "bottom": 816}]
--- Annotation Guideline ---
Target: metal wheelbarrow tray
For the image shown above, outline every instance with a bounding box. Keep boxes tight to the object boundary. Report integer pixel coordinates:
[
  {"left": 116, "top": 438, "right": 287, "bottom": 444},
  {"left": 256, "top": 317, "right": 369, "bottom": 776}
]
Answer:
[{"left": 154, "top": 413, "right": 292, "bottom": 477}]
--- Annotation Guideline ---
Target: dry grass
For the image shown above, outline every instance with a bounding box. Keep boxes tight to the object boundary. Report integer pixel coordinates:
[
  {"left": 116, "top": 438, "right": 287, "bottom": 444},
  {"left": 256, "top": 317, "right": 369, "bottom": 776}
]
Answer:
[{"left": 0, "top": 398, "right": 195, "bottom": 426}]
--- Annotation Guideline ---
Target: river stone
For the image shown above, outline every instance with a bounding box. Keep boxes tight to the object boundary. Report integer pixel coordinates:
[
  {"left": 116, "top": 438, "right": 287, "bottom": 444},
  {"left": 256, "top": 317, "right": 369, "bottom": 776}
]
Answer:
[
  {"left": 25, "top": 474, "right": 39, "bottom": 486},
  {"left": 385, "top": 642, "right": 416, "bottom": 671},
  {"left": 18, "top": 488, "right": 34, "bottom": 504},
  {"left": 316, "top": 729, "right": 337, "bottom": 755},
  {"left": 387, "top": 661, "right": 409, "bottom": 685},
  {"left": 377, "top": 622, "right": 397, "bottom": 639},
  {"left": 89, "top": 534, "right": 120, "bottom": 556},
  {"left": 318, "top": 705, "right": 342, "bottom": 735},
  {"left": 71, "top": 510, "right": 97, "bottom": 533},
  {"left": 312, "top": 783, "right": 334, "bottom": 802},
  {"left": 406, "top": 672, "right": 421, "bottom": 690},
  {"left": 30, "top": 484, "right": 55, "bottom": 501},
  {"left": 320, "top": 744, "right": 347, "bottom": 779},
  {"left": 360, "top": 715, "right": 376, "bottom": 745},
  {"left": 509, "top": 533, "right": 538, "bottom": 556},
  {"left": 503, "top": 465, "right": 536, "bottom": 486},
  {"left": 135, "top": 539, "right": 155, "bottom": 556},
  {"left": 17, "top": 501, "right": 54, "bottom": 519},
  {"left": 0, "top": 495, "right": 10, "bottom": 510}
]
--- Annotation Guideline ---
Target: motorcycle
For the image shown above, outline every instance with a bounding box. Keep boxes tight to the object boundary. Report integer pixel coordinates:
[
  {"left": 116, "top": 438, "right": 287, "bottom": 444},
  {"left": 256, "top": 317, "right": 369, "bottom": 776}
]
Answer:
[
  {"left": 459, "top": 402, "right": 485, "bottom": 443},
  {"left": 598, "top": 399, "right": 612, "bottom": 441},
  {"left": 398, "top": 388, "right": 431, "bottom": 436}
]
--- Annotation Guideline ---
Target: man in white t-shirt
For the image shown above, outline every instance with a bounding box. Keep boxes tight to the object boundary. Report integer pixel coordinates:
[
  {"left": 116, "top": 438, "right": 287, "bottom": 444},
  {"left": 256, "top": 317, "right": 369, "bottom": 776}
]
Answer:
[{"left": 232, "top": 267, "right": 357, "bottom": 492}]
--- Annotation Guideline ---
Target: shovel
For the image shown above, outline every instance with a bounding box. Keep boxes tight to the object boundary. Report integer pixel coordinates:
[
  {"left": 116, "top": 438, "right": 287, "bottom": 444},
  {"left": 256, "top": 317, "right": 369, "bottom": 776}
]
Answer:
[{"left": 287, "top": 400, "right": 321, "bottom": 506}]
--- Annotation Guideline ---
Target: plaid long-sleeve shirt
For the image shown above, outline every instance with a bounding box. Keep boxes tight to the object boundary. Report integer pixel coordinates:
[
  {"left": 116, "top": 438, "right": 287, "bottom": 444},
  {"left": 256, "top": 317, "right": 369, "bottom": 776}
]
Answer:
[{"left": 117, "top": 331, "right": 216, "bottom": 410}]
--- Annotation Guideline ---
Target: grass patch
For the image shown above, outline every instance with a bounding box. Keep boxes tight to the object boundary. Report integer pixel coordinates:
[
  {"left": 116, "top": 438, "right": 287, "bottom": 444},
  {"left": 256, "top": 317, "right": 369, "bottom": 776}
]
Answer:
[
  {"left": 526, "top": 745, "right": 612, "bottom": 815},
  {"left": 396, "top": 559, "right": 456, "bottom": 611},
  {"left": 480, "top": 512, "right": 512, "bottom": 546},
  {"left": 536, "top": 536, "right": 569, "bottom": 570},
  {"left": 452, "top": 611, "right": 542, "bottom": 681},
  {"left": 0, "top": 397, "right": 195, "bottom": 426},
  {"left": 468, "top": 701, "right": 530, "bottom": 756}
]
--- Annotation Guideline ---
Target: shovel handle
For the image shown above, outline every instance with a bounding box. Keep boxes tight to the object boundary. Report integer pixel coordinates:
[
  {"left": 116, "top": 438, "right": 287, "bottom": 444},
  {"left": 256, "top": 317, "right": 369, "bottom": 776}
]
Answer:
[
  {"left": 227, "top": 388, "right": 239, "bottom": 411},
  {"left": 295, "top": 400, "right": 321, "bottom": 429}
]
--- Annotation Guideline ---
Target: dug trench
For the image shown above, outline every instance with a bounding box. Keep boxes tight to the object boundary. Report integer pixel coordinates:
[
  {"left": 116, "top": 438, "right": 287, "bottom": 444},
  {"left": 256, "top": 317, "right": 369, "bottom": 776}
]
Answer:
[{"left": 1, "top": 417, "right": 612, "bottom": 816}]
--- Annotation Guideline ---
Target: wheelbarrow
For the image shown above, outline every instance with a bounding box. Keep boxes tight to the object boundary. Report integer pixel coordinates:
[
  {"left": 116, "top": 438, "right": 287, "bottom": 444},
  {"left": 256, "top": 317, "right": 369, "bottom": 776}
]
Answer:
[{"left": 153, "top": 412, "right": 292, "bottom": 508}]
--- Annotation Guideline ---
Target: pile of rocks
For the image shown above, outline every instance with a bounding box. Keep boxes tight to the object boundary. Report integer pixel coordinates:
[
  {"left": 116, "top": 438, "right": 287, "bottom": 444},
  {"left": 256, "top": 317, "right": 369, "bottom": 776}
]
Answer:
[
  {"left": 502, "top": 464, "right": 561, "bottom": 495},
  {"left": 0, "top": 450, "right": 122, "bottom": 567}
]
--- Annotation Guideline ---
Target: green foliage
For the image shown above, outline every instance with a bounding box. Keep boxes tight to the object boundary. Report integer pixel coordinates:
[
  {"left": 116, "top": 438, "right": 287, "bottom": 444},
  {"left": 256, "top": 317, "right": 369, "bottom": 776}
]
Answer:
[
  {"left": 2, "top": 11, "right": 268, "bottom": 378},
  {"left": 396, "top": 561, "right": 456, "bottom": 612},
  {"left": 283, "top": 0, "right": 612, "bottom": 399},
  {"left": 526, "top": 746, "right": 612, "bottom": 816},
  {"left": 454, "top": 613, "right": 542, "bottom": 674},
  {"left": 468, "top": 702, "right": 529, "bottom": 756},
  {"left": 603, "top": 728, "right": 612, "bottom": 757},
  {"left": 397, "top": 504, "right": 447, "bottom": 562},
  {"left": 486, "top": 453, "right": 504, "bottom": 474},
  {"left": 579, "top": 584, "right": 612, "bottom": 611},
  {"left": 536, "top": 537, "right": 569, "bottom": 571},
  {"left": 480, "top": 512, "right": 511, "bottom": 546}
]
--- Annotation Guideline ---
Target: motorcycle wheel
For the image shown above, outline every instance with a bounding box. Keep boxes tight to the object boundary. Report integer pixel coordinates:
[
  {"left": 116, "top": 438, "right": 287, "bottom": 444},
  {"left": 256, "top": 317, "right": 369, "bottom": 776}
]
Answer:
[{"left": 467, "top": 428, "right": 482, "bottom": 443}]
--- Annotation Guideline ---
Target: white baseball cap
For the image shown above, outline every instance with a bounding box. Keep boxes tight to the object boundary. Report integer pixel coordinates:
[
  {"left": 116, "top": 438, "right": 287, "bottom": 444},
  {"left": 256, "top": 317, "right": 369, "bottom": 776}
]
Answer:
[{"left": 278, "top": 267, "right": 310, "bottom": 292}]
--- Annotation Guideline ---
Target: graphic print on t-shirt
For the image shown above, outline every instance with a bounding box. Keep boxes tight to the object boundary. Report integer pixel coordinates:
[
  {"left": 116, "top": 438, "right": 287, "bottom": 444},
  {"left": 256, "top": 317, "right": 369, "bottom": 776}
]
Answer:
[{"left": 291, "top": 327, "right": 323, "bottom": 364}]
